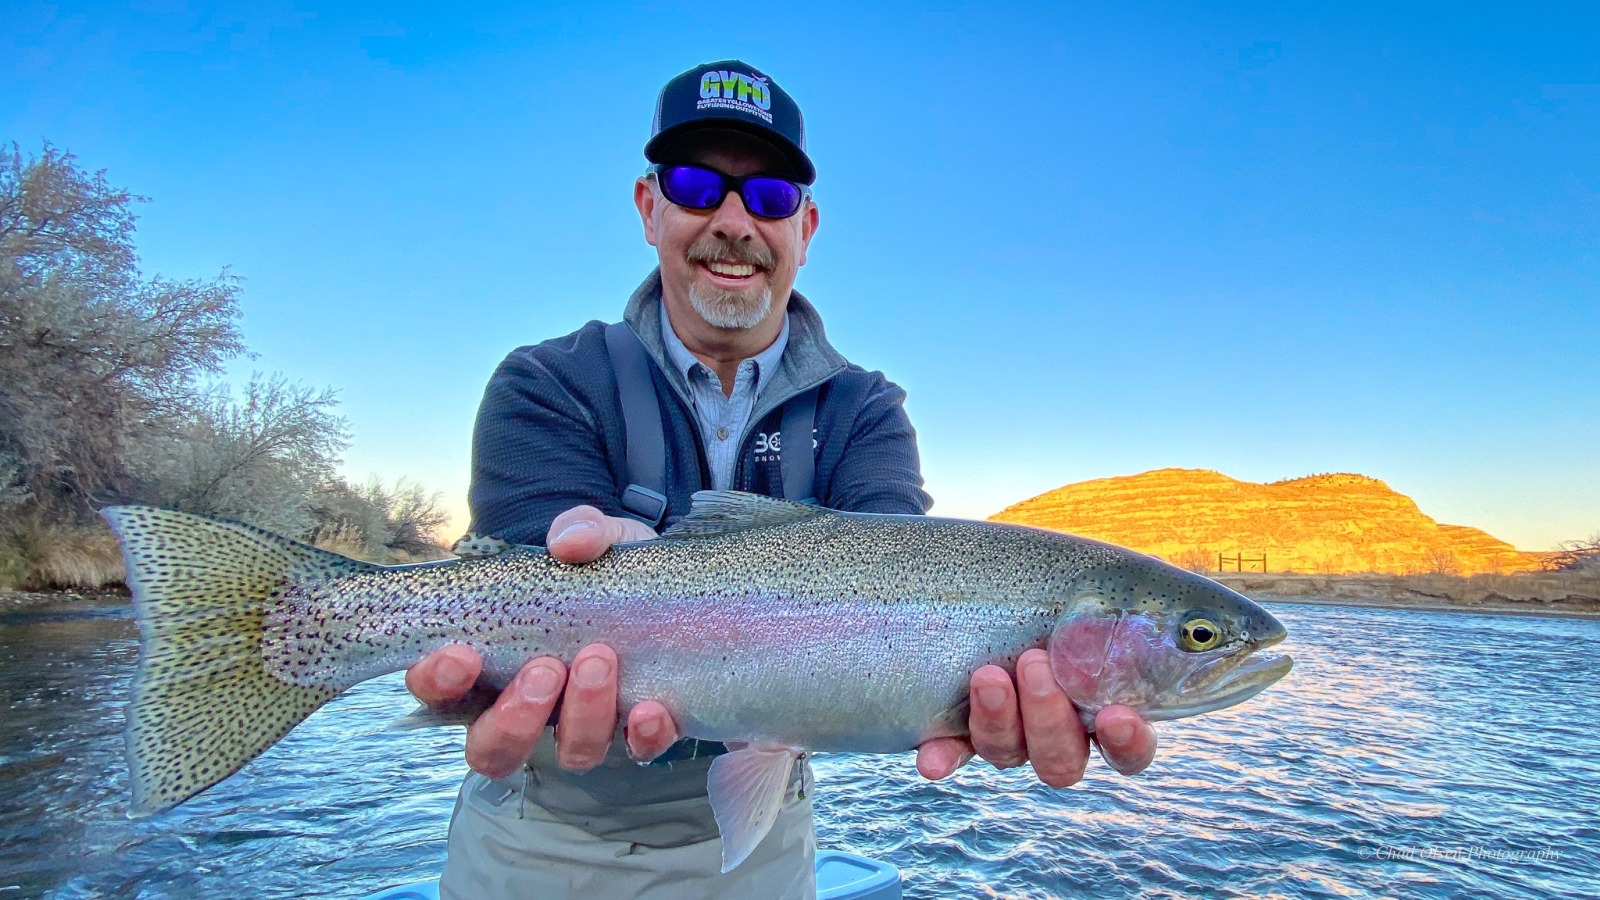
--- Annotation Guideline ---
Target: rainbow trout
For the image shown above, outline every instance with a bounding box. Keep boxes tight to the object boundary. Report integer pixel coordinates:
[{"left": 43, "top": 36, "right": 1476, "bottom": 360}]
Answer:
[{"left": 103, "top": 491, "right": 1292, "bottom": 871}]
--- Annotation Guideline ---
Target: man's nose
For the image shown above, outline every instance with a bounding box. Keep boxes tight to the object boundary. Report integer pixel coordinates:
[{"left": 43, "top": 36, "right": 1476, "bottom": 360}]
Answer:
[{"left": 708, "top": 188, "right": 758, "bottom": 241}]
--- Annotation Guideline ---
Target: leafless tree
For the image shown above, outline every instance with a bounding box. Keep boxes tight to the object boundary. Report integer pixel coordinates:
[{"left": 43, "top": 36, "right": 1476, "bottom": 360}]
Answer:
[
  {"left": 1, "top": 143, "right": 447, "bottom": 586},
  {"left": 1, "top": 143, "right": 244, "bottom": 520},
  {"left": 1548, "top": 533, "right": 1600, "bottom": 574}
]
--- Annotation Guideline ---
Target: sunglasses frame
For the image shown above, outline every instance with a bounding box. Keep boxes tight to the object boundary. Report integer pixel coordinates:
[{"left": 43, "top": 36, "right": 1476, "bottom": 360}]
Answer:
[{"left": 645, "top": 164, "right": 811, "bottom": 220}]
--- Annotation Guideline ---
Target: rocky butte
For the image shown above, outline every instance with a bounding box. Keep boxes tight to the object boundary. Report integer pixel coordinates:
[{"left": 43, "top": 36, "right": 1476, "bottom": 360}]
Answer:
[{"left": 990, "top": 468, "right": 1545, "bottom": 576}]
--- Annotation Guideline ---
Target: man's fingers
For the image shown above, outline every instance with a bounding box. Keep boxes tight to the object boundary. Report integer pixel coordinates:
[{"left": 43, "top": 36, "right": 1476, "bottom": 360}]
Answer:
[
  {"left": 555, "top": 644, "right": 621, "bottom": 772},
  {"left": 547, "top": 506, "right": 656, "bottom": 564},
  {"left": 463, "top": 659, "right": 565, "bottom": 779},
  {"left": 1014, "top": 649, "right": 1089, "bottom": 788},
  {"left": 967, "top": 664, "right": 1027, "bottom": 769},
  {"left": 915, "top": 737, "right": 975, "bottom": 780},
  {"left": 404, "top": 644, "right": 483, "bottom": 707},
  {"left": 1093, "top": 705, "right": 1158, "bottom": 776},
  {"left": 624, "top": 701, "right": 680, "bottom": 762}
]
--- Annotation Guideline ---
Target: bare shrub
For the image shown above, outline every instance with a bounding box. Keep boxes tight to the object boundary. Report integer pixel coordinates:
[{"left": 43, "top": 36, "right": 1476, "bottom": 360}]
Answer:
[
  {"left": 137, "top": 374, "right": 350, "bottom": 535},
  {"left": 1173, "top": 547, "right": 1212, "bottom": 574},
  {"left": 1, "top": 144, "right": 448, "bottom": 585},
  {"left": 309, "top": 477, "right": 449, "bottom": 563},
  {"left": 1424, "top": 549, "right": 1461, "bottom": 576},
  {"left": 1548, "top": 533, "right": 1600, "bottom": 574},
  {"left": 0, "top": 448, "right": 28, "bottom": 507},
  {"left": 1, "top": 143, "right": 245, "bottom": 523},
  {"left": 313, "top": 521, "right": 372, "bottom": 560}
]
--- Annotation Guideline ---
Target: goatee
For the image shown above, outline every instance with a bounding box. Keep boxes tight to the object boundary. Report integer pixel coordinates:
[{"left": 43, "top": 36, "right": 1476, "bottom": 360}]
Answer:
[{"left": 689, "top": 282, "right": 773, "bottom": 330}]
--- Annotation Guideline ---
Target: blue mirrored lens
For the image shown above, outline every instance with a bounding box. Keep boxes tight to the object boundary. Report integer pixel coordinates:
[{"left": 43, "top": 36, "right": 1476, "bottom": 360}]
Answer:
[
  {"left": 661, "top": 166, "right": 725, "bottom": 209},
  {"left": 657, "top": 166, "right": 804, "bottom": 218},
  {"left": 742, "top": 178, "right": 803, "bottom": 218}
]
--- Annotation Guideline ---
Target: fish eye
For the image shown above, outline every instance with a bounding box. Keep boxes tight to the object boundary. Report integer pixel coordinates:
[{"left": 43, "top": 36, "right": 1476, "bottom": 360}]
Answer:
[{"left": 1180, "top": 616, "right": 1221, "bottom": 651}]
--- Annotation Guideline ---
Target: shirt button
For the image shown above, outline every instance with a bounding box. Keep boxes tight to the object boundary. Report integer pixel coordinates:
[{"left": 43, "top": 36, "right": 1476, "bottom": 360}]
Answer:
[{"left": 715, "top": 427, "right": 729, "bottom": 441}]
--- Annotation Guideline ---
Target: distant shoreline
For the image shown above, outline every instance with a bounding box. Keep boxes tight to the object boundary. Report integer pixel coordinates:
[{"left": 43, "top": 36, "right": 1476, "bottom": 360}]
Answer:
[
  {"left": 1250, "top": 593, "right": 1600, "bottom": 621},
  {"left": 1212, "top": 571, "right": 1599, "bottom": 621},
  {"left": 0, "top": 588, "right": 129, "bottom": 615}
]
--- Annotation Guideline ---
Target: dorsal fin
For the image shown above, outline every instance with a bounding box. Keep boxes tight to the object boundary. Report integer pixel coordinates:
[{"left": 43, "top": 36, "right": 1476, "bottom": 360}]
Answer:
[
  {"left": 659, "top": 490, "right": 829, "bottom": 540},
  {"left": 451, "top": 533, "right": 511, "bottom": 559}
]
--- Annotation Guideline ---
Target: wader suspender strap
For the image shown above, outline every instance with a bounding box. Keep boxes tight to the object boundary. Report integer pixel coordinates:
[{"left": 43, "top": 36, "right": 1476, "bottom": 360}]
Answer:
[
  {"left": 780, "top": 386, "right": 819, "bottom": 505},
  {"left": 604, "top": 323, "right": 669, "bottom": 528},
  {"left": 604, "top": 321, "right": 820, "bottom": 528}
]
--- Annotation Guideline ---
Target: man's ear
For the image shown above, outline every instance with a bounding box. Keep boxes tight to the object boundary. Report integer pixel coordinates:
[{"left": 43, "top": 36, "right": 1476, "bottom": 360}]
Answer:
[
  {"left": 796, "top": 200, "right": 819, "bottom": 267},
  {"left": 634, "top": 177, "right": 660, "bottom": 246}
]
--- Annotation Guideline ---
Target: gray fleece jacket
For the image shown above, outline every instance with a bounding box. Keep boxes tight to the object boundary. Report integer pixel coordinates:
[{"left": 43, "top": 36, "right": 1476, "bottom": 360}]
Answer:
[{"left": 468, "top": 269, "right": 932, "bottom": 542}]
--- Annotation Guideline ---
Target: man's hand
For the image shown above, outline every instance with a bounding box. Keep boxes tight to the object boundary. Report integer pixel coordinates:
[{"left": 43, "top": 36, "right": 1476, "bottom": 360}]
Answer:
[
  {"left": 404, "top": 505, "right": 681, "bottom": 779},
  {"left": 915, "top": 648, "right": 1158, "bottom": 787}
]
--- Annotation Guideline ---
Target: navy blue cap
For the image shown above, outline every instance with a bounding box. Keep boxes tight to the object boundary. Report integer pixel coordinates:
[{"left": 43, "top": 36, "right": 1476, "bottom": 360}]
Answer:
[{"left": 646, "top": 60, "right": 814, "bottom": 185}]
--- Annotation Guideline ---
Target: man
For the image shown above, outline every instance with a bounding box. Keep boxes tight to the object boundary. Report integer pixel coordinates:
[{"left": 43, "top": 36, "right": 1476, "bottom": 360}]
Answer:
[{"left": 407, "top": 60, "right": 1158, "bottom": 898}]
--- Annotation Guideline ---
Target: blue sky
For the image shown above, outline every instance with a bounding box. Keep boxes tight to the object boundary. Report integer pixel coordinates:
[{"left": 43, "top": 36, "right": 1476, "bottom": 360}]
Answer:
[{"left": 4, "top": 1, "right": 1596, "bottom": 549}]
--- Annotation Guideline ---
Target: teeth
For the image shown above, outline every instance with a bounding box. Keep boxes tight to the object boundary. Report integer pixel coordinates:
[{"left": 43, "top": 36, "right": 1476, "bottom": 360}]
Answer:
[{"left": 706, "top": 261, "right": 756, "bottom": 277}]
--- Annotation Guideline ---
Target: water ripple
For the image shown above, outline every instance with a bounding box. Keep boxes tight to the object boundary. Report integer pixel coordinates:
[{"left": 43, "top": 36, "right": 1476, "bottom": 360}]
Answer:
[{"left": 2, "top": 601, "right": 1596, "bottom": 898}]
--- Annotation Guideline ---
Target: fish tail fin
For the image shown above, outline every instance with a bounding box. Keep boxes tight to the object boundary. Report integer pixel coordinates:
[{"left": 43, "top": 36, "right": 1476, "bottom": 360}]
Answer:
[{"left": 101, "top": 505, "right": 356, "bottom": 815}]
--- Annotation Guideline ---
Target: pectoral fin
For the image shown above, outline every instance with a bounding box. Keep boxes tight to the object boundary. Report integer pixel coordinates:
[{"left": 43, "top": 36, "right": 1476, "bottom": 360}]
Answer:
[
  {"left": 706, "top": 744, "right": 802, "bottom": 873},
  {"left": 387, "top": 684, "right": 503, "bottom": 730}
]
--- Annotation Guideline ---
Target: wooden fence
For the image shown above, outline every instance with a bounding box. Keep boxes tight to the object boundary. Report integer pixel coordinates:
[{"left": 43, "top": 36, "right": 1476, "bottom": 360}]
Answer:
[{"left": 1218, "top": 552, "right": 1267, "bottom": 573}]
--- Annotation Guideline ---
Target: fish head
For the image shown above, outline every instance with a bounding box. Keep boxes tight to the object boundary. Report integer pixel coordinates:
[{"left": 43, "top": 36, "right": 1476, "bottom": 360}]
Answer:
[{"left": 1046, "top": 559, "right": 1292, "bottom": 725}]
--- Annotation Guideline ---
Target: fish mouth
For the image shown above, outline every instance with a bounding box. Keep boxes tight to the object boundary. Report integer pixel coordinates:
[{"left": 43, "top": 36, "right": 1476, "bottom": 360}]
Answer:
[{"left": 1152, "top": 632, "right": 1294, "bottom": 722}]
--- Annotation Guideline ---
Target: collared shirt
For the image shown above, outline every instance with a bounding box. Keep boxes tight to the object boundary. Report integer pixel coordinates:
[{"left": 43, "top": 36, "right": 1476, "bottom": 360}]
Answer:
[{"left": 659, "top": 302, "right": 790, "bottom": 491}]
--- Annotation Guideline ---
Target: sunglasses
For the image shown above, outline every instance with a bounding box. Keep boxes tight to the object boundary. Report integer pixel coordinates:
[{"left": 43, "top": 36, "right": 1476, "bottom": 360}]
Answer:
[{"left": 647, "top": 164, "right": 810, "bottom": 220}]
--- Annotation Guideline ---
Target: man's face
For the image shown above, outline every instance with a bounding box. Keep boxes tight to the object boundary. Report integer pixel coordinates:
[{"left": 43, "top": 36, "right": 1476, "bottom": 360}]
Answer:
[{"left": 634, "top": 133, "right": 819, "bottom": 333}]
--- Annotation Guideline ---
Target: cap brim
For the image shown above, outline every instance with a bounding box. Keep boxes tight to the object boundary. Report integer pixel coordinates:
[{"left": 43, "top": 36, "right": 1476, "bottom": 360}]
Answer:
[{"left": 645, "top": 120, "right": 816, "bottom": 185}]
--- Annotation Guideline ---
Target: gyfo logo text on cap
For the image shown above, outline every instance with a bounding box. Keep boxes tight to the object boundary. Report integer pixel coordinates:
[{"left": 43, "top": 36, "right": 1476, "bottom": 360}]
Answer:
[{"left": 697, "top": 70, "right": 774, "bottom": 123}]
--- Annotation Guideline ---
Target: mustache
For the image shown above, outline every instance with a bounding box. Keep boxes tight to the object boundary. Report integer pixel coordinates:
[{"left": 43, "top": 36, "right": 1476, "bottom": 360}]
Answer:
[{"left": 685, "top": 235, "right": 774, "bottom": 270}]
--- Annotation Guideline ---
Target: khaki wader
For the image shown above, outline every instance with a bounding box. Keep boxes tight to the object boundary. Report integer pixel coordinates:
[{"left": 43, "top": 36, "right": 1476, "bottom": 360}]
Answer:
[{"left": 440, "top": 731, "right": 816, "bottom": 900}]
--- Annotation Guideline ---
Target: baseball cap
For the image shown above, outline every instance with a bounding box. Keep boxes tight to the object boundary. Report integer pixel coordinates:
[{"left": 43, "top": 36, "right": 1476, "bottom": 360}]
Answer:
[{"left": 646, "top": 60, "right": 815, "bottom": 185}]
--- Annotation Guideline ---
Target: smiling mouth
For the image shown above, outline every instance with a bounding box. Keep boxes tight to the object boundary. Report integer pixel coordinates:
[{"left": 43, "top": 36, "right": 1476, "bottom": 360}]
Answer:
[{"left": 699, "top": 259, "right": 762, "bottom": 280}]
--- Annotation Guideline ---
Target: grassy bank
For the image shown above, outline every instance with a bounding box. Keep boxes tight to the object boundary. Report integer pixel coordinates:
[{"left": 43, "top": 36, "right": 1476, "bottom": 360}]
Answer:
[{"left": 1214, "top": 569, "right": 1600, "bottom": 618}]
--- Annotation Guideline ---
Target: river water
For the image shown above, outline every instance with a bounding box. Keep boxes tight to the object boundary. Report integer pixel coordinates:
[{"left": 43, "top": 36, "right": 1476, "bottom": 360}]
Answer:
[{"left": 1, "top": 599, "right": 1595, "bottom": 898}]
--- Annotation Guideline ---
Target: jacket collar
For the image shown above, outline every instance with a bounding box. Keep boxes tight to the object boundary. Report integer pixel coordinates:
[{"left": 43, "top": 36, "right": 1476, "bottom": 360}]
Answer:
[{"left": 622, "top": 268, "right": 847, "bottom": 414}]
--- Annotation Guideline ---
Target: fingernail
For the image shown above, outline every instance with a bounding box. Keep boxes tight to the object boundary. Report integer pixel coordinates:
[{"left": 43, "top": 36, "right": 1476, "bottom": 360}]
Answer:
[
  {"left": 520, "top": 665, "right": 560, "bottom": 703},
  {"left": 574, "top": 655, "right": 611, "bottom": 688},
  {"left": 1101, "top": 718, "right": 1135, "bottom": 746},
  {"left": 436, "top": 656, "right": 472, "bottom": 693},
  {"left": 1021, "top": 660, "right": 1056, "bottom": 697},
  {"left": 553, "top": 520, "right": 596, "bottom": 544},
  {"left": 633, "top": 716, "right": 661, "bottom": 739},
  {"left": 977, "top": 684, "right": 1007, "bottom": 711}
]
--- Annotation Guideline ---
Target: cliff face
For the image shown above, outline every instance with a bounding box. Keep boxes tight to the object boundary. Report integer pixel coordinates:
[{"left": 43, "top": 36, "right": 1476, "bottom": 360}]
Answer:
[{"left": 989, "top": 469, "right": 1544, "bottom": 576}]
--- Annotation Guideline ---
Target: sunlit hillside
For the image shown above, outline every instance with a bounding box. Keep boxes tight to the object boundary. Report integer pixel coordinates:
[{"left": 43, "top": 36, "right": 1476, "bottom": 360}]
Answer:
[{"left": 991, "top": 469, "right": 1546, "bottom": 576}]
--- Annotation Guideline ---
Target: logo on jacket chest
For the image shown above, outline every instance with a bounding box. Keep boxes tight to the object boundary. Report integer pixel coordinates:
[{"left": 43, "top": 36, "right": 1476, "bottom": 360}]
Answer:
[{"left": 752, "top": 429, "right": 818, "bottom": 465}]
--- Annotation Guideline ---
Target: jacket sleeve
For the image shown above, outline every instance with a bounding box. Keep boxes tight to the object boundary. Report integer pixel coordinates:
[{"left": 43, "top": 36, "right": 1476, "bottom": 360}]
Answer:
[
  {"left": 824, "top": 371, "right": 933, "bottom": 516},
  {"left": 467, "top": 348, "right": 622, "bottom": 545}
]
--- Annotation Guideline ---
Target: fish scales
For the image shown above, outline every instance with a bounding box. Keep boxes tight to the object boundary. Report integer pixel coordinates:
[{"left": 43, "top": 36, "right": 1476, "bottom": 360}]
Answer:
[
  {"left": 261, "top": 513, "right": 1100, "bottom": 751},
  {"left": 102, "top": 490, "right": 1292, "bottom": 870}
]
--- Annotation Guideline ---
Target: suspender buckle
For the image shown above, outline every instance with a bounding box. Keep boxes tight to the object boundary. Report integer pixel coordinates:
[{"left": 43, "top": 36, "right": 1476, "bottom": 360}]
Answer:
[{"left": 620, "top": 484, "right": 668, "bottom": 529}]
